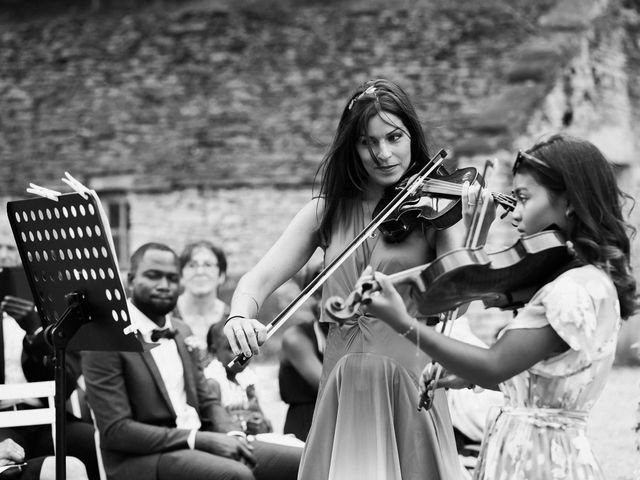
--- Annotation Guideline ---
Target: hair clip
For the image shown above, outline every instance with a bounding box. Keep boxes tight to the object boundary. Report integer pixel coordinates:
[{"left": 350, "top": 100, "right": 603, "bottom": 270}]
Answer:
[{"left": 348, "top": 86, "right": 378, "bottom": 111}]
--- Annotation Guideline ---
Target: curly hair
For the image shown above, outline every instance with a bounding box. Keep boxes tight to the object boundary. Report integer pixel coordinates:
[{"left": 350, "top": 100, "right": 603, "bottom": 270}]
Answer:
[{"left": 517, "top": 134, "right": 638, "bottom": 319}]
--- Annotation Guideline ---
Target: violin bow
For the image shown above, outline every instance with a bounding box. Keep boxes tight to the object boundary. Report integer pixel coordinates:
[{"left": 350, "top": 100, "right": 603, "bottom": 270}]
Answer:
[
  {"left": 228, "top": 149, "right": 449, "bottom": 369},
  {"left": 419, "top": 159, "right": 496, "bottom": 410}
]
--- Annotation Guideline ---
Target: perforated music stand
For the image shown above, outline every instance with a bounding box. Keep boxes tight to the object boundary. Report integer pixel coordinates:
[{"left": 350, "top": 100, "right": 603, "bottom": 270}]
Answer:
[{"left": 6, "top": 192, "right": 142, "bottom": 480}]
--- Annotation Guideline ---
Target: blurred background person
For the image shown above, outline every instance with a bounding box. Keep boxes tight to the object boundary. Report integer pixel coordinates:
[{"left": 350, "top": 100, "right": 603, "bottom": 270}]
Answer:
[
  {"left": 205, "top": 322, "right": 273, "bottom": 437},
  {"left": 175, "top": 240, "right": 229, "bottom": 356},
  {"left": 277, "top": 261, "right": 327, "bottom": 442},
  {"left": 432, "top": 316, "right": 504, "bottom": 473},
  {"left": 0, "top": 437, "right": 88, "bottom": 480}
]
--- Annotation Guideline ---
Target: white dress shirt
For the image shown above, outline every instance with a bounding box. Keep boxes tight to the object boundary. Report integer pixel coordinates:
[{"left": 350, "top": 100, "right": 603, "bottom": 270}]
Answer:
[
  {"left": 127, "top": 302, "right": 201, "bottom": 431},
  {"left": 2, "top": 312, "right": 29, "bottom": 386}
]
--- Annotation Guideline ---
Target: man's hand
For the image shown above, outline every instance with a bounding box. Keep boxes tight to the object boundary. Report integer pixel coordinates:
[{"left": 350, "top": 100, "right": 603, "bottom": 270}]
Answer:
[
  {"left": 245, "top": 412, "right": 272, "bottom": 435},
  {"left": 0, "top": 439, "right": 25, "bottom": 466},
  {"left": 194, "top": 432, "right": 256, "bottom": 467},
  {"left": 1, "top": 296, "right": 40, "bottom": 334}
]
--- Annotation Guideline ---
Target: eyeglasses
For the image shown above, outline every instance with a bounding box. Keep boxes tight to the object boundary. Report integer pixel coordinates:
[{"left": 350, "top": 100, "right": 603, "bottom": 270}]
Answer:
[
  {"left": 184, "top": 261, "right": 219, "bottom": 271},
  {"left": 512, "top": 150, "right": 549, "bottom": 174}
]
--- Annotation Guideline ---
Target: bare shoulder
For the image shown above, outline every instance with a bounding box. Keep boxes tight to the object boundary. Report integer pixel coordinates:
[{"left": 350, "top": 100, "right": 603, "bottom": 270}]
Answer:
[{"left": 297, "top": 197, "right": 325, "bottom": 227}]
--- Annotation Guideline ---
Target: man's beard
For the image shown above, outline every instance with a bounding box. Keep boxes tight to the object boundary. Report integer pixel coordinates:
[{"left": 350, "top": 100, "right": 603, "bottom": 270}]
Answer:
[{"left": 135, "top": 297, "right": 177, "bottom": 318}]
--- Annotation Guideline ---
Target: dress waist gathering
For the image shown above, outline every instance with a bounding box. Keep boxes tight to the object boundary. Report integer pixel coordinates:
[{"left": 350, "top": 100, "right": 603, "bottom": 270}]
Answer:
[{"left": 497, "top": 406, "right": 588, "bottom": 430}]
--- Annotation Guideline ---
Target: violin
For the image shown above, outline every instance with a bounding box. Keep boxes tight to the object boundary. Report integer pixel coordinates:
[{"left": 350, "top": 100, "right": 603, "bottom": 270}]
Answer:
[
  {"left": 227, "top": 149, "right": 450, "bottom": 370},
  {"left": 325, "top": 230, "right": 575, "bottom": 321},
  {"left": 416, "top": 230, "right": 576, "bottom": 313},
  {"left": 374, "top": 167, "right": 517, "bottom": 243}
]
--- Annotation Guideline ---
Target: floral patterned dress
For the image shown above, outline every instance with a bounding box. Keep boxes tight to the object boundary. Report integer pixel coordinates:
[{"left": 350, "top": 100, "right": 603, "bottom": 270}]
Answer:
[{"left": 474, "top": 265, "right": 621, "bottom": 480}]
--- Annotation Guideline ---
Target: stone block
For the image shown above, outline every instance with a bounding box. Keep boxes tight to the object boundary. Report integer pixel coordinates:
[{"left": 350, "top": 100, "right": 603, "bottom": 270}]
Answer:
[
  {"left": 539, "top": 0, "right": 609, "bottom": 30},
  {"left": 468, "top": 84, "right": 549, "bottom": 135}
]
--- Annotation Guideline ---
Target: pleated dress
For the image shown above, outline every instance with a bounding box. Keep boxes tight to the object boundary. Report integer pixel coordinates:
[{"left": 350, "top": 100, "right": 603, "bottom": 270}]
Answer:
[{"left": 297, "top": 200, "right": 463, "bottom": 480}]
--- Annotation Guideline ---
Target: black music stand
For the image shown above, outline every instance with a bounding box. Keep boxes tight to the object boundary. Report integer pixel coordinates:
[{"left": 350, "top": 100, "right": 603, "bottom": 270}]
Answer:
[{"left": 6, "top": 192, "right": 143, "bottom": 480}]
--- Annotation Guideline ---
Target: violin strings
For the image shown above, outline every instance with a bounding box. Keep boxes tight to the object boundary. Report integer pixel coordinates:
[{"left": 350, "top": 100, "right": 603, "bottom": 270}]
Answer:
[
  {"left": 424, "top": 179, "right": 462, "bottom": 190},
  {"left": 423, "top": 179, "right": 463, "bottom": 195},
  {"left": 423, "top": 179, "right": 516, "bottom": 209}
]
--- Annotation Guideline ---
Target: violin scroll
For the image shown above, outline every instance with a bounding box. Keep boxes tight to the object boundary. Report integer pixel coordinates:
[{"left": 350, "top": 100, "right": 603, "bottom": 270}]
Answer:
[{"left": 324, "top": 279, "right": 381, "bottom": 322}]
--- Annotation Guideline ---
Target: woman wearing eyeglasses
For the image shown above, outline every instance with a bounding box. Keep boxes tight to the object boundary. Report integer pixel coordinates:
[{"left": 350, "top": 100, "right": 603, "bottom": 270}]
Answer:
[
  {"left": 360, "top": 134, "right": 638, "bottom": 479},
  {"left": 175, "top": 240, "right": 229, "bottom": 355}
]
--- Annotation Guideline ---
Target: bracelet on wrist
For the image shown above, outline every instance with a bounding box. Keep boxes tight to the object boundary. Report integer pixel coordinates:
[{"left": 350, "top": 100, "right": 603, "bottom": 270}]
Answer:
[
  {"left": 399, "top": 318, "right": 417, "bottom": 337},
  {"left": 224, "top": 315, "right": 246, "bottom": 326}
]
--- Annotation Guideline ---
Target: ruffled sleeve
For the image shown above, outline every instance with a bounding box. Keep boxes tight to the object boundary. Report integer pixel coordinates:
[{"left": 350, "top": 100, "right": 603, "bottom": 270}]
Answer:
[
  {"left": 502, "top": 267, "right": 615, "bottom": 360},
  {"left": 538, "top": 273, "right": 599, "bottom": 355}
]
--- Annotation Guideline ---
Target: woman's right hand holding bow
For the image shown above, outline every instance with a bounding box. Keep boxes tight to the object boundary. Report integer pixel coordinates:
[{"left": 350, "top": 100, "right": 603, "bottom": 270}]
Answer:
[{"left": 224, "top": 316, "right": 268, "bottom": 360}]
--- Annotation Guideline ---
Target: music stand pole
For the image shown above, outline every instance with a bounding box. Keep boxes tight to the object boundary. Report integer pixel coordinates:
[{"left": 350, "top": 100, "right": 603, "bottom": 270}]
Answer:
[{"left": 44, "top": 291, "right": 89, "bottom": 480}]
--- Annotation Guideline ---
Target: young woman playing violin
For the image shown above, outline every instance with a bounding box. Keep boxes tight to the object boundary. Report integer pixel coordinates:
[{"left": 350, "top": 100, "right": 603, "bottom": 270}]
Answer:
[
  {"left": 359, "top": 134, "right": 639, "bottom": 480},
  {"left": 224, "top": 78, "right": 482, "bottom": 479}
]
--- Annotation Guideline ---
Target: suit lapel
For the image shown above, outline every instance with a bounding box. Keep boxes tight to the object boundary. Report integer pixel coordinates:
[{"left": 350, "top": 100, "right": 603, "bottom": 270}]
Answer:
[
  {"left": 174, "top": 331, "right": 198, "bottom": 410},
  {"left": 140, "top": 350, "right": 176, "bottom": 417}
]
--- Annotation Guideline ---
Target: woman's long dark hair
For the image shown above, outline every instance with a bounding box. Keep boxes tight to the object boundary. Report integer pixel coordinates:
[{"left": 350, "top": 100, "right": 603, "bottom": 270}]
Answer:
[
  {"left": 314, "top": 79, "right": 432, "bottom": 245},
  {"left": 517, "top": 134, "right": 638, "bottom": 319}
]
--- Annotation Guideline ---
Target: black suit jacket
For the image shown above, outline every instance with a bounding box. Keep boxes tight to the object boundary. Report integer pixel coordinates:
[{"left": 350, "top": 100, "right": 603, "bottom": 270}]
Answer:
[
  {"left": 82, "top": 317, "right": 238, "bottom": 480},
  {"left": 0, "top": 317, "right": 4, "bottom": 384}
]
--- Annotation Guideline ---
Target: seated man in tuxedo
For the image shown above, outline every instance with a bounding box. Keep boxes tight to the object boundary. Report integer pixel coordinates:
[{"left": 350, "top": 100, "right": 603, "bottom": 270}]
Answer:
[{"left": 82, "top": 242, "right": 301, "bottom": 480}]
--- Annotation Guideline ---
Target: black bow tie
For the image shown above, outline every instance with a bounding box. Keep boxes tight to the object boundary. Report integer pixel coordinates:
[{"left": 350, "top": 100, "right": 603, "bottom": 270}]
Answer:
[{"left": 150, "top": 327, "right": 177, "bottom": 342}]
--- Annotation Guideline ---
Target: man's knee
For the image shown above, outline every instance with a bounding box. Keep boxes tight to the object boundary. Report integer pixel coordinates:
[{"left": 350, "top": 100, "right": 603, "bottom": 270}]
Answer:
[
  {"left": 225, "top": 461, "right": 254, "bottom": 480},
  {"left": 39, "top": 456, "right": 88, "bottom": 480},
  {"left": 159, "top": 450, "right": 255, "bottom": 480},
  {"left": 65, "top": 456, "right": 89, "bottom": 480}
]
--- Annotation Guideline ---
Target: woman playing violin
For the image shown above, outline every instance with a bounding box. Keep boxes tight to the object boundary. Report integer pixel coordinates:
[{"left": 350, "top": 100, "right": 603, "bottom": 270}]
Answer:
[
  {"left": 361, "top": 134, "right": 638, "bottom": 480},
  {"left": 224, "top": 78, "right": 480, "bottom": 479}
]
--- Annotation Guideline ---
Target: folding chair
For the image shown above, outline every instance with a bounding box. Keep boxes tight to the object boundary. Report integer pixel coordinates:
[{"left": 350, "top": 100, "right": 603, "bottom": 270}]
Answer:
[{"left": 0, "top": 381, "right": 56, "bottom": 449}]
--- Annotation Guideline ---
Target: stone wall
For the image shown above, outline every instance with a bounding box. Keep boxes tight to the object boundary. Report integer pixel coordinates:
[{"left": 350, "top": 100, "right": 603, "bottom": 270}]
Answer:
[
  {"left": 0, "top": 0, "right": 558, "bottom": 194},
  {"left": 128, "top": 187, "right": 313, "bottom": 278},
  {"left": 455, "top": 2, "right": 640, "bottom": 351}
]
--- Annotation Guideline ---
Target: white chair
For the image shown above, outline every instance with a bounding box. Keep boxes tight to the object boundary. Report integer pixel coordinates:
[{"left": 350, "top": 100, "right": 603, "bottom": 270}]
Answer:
[
  {"left": 0, "top": 381, "right": 56, "bottom": 449},
  {"left": 88, "top": 405, "right": 107, "bottom": 480}
]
